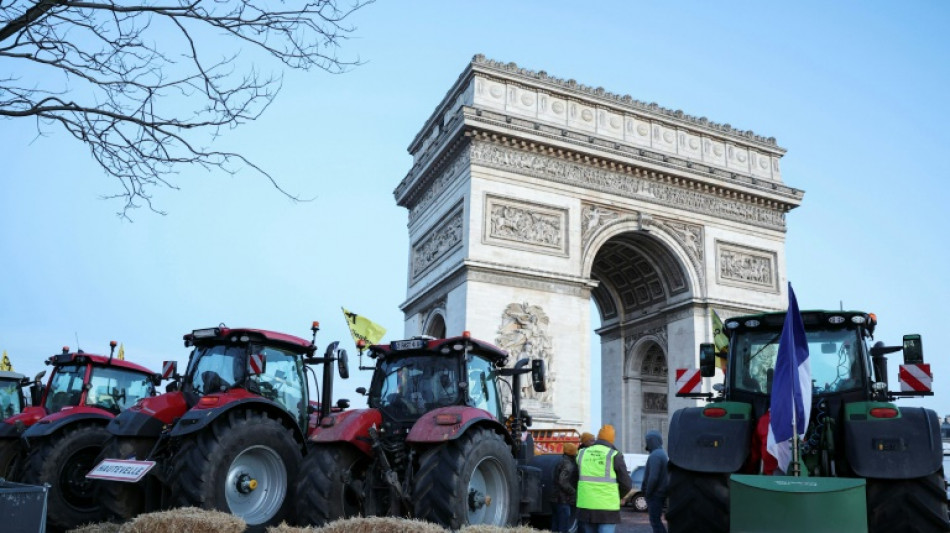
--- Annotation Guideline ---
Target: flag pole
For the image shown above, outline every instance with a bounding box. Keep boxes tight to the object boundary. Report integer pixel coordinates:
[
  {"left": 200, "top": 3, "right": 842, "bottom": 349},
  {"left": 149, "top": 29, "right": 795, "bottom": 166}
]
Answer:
[{"left": 791, "top": 386, "right": 800, "bottom": 476}]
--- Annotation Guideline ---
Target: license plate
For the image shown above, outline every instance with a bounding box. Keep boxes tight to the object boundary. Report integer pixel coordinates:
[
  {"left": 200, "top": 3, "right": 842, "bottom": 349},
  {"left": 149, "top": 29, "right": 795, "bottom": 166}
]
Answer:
[
  {"left": 391, "top": 339, "right": 426, "bottom": 351},
  {"left": 86, "top": 458, "right": 156, "bottom": 482}
]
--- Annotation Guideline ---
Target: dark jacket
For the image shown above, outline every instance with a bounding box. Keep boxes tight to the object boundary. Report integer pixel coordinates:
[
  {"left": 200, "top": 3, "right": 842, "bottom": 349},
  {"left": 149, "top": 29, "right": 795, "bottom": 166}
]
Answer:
[
  {"left": 575, "top": 439, "right": 633, "bottom": 524},
  {"left": 552, "top": 453, "right": 579, "bottom": 504},
  {"left": 643, "top": 430, "right": 669, "bottom": 499}
]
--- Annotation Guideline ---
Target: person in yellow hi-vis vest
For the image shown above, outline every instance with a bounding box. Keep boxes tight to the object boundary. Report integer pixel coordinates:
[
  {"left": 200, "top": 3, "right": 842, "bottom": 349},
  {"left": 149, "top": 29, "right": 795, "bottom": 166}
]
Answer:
[{"left": 575, "top": 424, "right": 633, "bottom": 533}]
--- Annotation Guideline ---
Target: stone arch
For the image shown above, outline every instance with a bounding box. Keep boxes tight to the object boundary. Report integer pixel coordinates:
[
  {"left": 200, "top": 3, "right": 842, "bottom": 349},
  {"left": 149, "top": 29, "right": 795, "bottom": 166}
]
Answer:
[
  {"left": 394, "top": 56, "right": 802, "bottom": 447},
  {"left": 423, "top": 311, "right": 447, "bottom": 338}
]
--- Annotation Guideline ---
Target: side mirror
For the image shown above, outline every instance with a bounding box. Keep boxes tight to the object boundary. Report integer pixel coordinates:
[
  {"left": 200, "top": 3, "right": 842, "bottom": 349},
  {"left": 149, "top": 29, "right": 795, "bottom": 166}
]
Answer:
[
  {"left": 248, "top": 352, "right": 266, "bottom": 376},
  {"left": 336, "top": 398, "right": 350, "bottom": 410},
  {"left": 356, "top": 387, "right": 367, "bottom": 396},
  {"left": 902, "top": 334, "right": 923, "bottom": 364},
  {"left": 531, "top": 359, "right": 546, "bottom": 393},
  {"left": 699, "top": 343, "right": 716, "bottom": 378},
  {"left": 338, "top": 350, "right": 350, "bottom": 380},
  {"left": 165, "top": 381, "right": 179, "bottom": 393}
]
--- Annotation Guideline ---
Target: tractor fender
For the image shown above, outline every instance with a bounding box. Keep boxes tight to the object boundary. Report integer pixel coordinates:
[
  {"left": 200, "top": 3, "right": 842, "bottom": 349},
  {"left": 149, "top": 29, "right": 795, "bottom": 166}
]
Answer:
[
  {"left": 844, "top": 404, "right": 943, "bottom": 479},
  {"left": 667, "top": 403, "right": 753, "bottom": 473},
  {"left": 107, "top": 392, "right": 188, "bottom": 437},
  {"left": 2, "top": 407, "right": 48, "bottom": 434},
  {"left": 21, "top": 406, "right": 114, "bottom": 439},
  {"left": 309, "top": 408, "right": 382, "bottom": 457},
  {"left": 406, "top": 406, "right": 511, "bottom": 446},
  {"left": 167, "top": 393, "right": 304, "bottom": 445}
]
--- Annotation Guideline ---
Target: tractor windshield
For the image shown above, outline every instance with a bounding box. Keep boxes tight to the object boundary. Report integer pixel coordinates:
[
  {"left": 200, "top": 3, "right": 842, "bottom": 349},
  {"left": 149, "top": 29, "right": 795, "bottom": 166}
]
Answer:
[
  {"left": 186, "top": 344, "right": 248, "bottom": 394},
  {"left": 372, "top": 355, "right": 461, "bottom": 418},
  {"left": 0, "top": 380, "right": 23, "bottom": 418},
  {"left": 86, "top": 366, "right": 155, "bottom": 413},
  {"left": 45, "top": 365, "right": 86, "bottom": 412},
  {"left": 732, "top": 326, "right": 865, "bottom": 395}
]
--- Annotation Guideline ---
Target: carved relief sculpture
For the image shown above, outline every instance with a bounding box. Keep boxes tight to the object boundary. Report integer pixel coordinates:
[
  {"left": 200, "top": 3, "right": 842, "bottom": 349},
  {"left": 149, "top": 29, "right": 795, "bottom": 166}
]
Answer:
[
  {"left": 484, "top": 195, "right": 567, "bottom": 255},
  {"left": 411, "top": 206, "right": 464, "bottom": 280},
  {"left": 495, "top": 302, "right": 554, "bottom": 409},
  {"left": 716, "top": 241, "right": 776, "bottom": 290}
]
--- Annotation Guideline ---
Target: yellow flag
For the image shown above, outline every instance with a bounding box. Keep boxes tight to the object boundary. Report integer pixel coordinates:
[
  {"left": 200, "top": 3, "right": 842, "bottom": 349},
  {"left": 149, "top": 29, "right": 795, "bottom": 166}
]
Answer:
[
  {"left": 342, "top": 307, "right": 387, "bottom": 348},
  {"left": 118, "top": 343, "right": 125, "bottom": 360},
  {"left": 712, "top": 310, "right": 729, "bottom": 372},
  {"left": 0, "top": 350, "right": 12, "bottom": 372}
]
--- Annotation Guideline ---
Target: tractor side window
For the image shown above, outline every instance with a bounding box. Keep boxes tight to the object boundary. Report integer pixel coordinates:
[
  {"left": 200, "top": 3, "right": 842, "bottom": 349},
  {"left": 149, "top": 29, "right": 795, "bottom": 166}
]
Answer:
[
  {"left": 252, "top": 345, "right": 304, "bottom": 421},
  {"left": 0, "top": 382, "right": 21, "bottom": 418},
  {"left": 44, "top": 365, "right": 86, "bottom": 412},
  {"left": 467, "top": 356, "right": 502, "bottom": 420},
  {"left": 87, "top": 367, "right": 156, "bottom": 412},
  {"left": 187, "top": 345, "right": 247, "bottom": 394}
]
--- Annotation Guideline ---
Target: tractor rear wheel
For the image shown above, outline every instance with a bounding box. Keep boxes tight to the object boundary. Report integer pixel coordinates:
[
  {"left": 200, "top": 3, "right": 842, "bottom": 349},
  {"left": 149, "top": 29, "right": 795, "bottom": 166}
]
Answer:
[
  {"left": 0, "top": 437, "right": 23, "bottom": 480},
  {"left": 867, "top": 471, "right": 950, "bottom": 533},
  {"left": 96, "top": 437, "right": 155, "bottom": 521},
  {"left": 665, "top": 463, "right": 729, "bottom": 533},
  {"left": 412, "top": 427, "right": 518, "bottom": 529},
  {"left": 295, "top": 443, "right": 371, "bottom": 526},
  {"left": 168, "top": 410, "right": 300, "bottom": 531},
  {"left": 20, "top": 424, "right": 111, "bottom": 531}
]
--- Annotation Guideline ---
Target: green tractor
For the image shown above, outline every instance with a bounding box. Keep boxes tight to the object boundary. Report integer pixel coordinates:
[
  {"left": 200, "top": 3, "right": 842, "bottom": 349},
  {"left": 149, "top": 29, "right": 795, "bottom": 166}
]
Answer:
[{"left": 667, "top": 310, "right": 949, "bottom": 533}]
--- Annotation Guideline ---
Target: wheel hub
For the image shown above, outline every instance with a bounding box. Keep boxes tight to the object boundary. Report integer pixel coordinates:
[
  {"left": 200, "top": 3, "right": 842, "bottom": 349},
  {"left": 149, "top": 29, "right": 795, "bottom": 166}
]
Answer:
[
  {"left": 468, "top": 488, "right": 492, "bottom": 511},
  {"left": 236, "top": 473, "right": 258, "bottom": 494}
]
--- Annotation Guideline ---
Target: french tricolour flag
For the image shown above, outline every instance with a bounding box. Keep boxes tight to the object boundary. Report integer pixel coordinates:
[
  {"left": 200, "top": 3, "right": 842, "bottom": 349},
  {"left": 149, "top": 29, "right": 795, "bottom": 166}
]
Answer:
[{"left": 766, "top": 282, "right": 811, "bottom": 474}]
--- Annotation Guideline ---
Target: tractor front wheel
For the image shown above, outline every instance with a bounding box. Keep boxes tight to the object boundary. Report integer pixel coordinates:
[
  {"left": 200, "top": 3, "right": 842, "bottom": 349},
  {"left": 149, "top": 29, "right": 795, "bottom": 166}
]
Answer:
[
  {"left": 295, "top": 443, "right": 371, "bottom": 526},
  {"left": 96, "top": 437, "right": 155, "bottom": 521},
  {"left": 20, "top": 424, "right": 111, "bottom": 531},
  {"left": 665, "top": 463, "right": 729, "bottom": 533},
  {"left": 169, "top": 410, "right": 301, "bottom": 531},
  {"left": 867, "top": 470, "right": 950, "bottom": 533},
  {"left": 412, "top": 427, "right": 519, "bottom": 529}
]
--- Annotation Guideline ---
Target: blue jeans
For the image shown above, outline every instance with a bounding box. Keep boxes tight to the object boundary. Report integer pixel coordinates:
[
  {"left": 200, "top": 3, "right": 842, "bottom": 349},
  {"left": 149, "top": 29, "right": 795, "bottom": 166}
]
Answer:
[
  {"left": 551, "top": 503, "right": 576, "bottom": 533},
  {"left": 579, "top": 523, "right": 616, "bottom": 533},
  {"left": 647, "top": 495, "right": 667, "bottom": 533}
]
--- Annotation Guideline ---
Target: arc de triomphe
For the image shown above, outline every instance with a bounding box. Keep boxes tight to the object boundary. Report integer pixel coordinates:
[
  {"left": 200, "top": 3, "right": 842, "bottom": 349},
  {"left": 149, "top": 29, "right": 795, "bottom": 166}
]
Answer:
[{"left": 394, "top": 55, "right": 804, "bottom": 452}]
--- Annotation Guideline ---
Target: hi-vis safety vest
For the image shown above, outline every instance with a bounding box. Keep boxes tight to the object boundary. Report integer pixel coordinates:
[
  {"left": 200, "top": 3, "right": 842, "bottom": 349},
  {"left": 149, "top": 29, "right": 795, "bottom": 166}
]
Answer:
[{"left": 576, "top": 444, "right": 620, "bottom": 511}]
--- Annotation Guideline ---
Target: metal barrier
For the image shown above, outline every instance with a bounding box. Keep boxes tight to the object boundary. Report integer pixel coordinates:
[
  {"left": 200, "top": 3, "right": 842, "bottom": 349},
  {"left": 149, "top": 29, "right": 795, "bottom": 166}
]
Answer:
[
  {"left": 529, "top": 428, "right": 581, "bottom": 455},
  {"left": 0, "top": 480, "right": 48, "bottom": 533}
]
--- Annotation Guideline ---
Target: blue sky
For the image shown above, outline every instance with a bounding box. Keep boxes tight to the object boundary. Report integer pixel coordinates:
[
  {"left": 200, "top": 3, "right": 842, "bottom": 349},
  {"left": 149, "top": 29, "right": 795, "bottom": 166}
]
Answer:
[{"left": 1, "top": 2, "right": 948, "bottom": 430}]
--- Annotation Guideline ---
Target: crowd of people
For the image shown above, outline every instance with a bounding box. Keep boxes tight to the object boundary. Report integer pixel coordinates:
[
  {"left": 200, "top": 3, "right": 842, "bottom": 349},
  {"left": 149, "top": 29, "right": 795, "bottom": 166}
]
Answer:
[{"left": 551, "top": 425, "right": 669, "bottom": 533}]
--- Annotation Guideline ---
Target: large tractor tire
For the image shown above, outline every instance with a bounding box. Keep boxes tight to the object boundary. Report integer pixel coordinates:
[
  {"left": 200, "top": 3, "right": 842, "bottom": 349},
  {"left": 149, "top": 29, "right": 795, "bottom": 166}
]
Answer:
[
  {"left": 0, "top": 437, "right": 23, "bottom": 480},
  {"left": 867, "top": 471, "right": 950, "bottom": 533},
  {"left": 96, "top": 437, "right": 155, "bottom": 521},
  {"left": 665, "top": 463, "right": 730, "bottom": 533},
  {"left": 168, "top": 410, "right": 301, "bottom": 531},
  {"left": 412, "top": 427, "right": 519, "bottom": 529},
  {"left": 295, "top": 443, "right": 371, "bottom": 526},
  {"left": 20, "top": 424, "right": 111, "bottom": 531}
]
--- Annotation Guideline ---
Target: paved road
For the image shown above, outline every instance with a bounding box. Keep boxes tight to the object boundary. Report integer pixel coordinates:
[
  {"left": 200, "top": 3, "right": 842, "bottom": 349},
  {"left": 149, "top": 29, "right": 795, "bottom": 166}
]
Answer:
[{"left": 617, "top": 507, "right": 666, "bottom": 533}]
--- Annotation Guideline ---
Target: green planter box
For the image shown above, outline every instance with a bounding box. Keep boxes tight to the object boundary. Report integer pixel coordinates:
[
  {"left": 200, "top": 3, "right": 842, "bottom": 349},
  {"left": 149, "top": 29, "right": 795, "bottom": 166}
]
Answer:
[
  {"left": 730, "top": 475, "right": 867, "bottom": 533},
  {"left": 0, "top": 480, "right": 48, "bottom": 533}
]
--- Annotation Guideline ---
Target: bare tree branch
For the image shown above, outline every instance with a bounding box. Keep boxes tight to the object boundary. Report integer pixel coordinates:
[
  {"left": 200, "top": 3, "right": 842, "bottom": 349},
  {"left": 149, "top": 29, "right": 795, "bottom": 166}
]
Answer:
[{"left": 0, "top": 0, "right": 371, "bottom": 218}]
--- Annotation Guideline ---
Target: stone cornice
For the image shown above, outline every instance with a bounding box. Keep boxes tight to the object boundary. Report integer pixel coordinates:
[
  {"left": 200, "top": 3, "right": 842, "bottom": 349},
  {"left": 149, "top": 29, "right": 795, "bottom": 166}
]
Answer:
[{"left": 461, "top": 107, "right": 801, "bottom": 208}]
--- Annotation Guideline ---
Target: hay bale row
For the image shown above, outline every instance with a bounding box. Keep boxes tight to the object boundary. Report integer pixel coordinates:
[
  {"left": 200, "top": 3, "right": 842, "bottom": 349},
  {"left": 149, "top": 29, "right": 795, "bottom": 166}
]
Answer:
[{"left": 67, "top": 509, "right": 546, "bottom": 533}]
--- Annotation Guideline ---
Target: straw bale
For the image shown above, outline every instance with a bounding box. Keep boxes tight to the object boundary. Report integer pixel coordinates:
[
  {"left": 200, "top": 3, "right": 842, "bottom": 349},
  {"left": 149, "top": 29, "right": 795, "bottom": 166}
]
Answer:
[
  {"left": 66, "top": 522, "right": 122, "bottom": 533},
  {"left": 119, "top": 507, "right": 246, "bottom": 533}
]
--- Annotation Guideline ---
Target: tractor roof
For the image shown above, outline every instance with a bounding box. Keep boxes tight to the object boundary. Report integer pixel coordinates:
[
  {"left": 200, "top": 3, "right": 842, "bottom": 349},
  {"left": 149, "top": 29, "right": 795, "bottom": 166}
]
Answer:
[
  {"left": 726, "top": 310, "right": 874, "bottom": 331},
  {"left": 370, "top": 334, "right": 509, "bottom": 366},
  {"left": 46, "top": 351, "right": 155, "bottom": 375},
  {"left": 0, "top": 370, "right": 25, "bottom": 381},
  {"left": 184, "top": 326, "right": 313, "bottom": 352}
]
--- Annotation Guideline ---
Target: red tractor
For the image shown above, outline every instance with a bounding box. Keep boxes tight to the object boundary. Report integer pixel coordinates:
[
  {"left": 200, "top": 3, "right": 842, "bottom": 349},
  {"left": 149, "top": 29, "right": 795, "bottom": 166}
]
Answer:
[
  {"left": 3, "top": 343, "right": 158, "bottom": 531},
  {"left": 0, "top": 368, "right": 41, "bottom": 474},
  {"left": 91, "top": 323, "right": 349, "bottom": 530},
  {"left": 295, "top": 333, "right": 548, "bottom": 530}
]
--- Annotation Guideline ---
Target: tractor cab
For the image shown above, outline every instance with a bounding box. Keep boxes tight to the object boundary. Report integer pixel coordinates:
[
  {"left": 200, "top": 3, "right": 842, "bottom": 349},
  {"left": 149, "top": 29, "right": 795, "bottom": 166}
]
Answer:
[
  {"left": 34, "top": 346, "right": 156, "bottom": 416},
  {"left": 0, "top": 371, "right": 28, "bottom": 419},
  {"left": 181, "top": 326, "right": 315, "bottom": 430},
  {"left": 367, "top": 336, "right": 506, "bottom": 425}
]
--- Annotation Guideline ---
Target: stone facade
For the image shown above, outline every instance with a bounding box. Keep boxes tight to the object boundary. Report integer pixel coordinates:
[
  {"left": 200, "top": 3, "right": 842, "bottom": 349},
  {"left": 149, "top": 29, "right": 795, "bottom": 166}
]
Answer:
[{"left": 395, "top": 56, "right": 803, "bottom": 453}]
